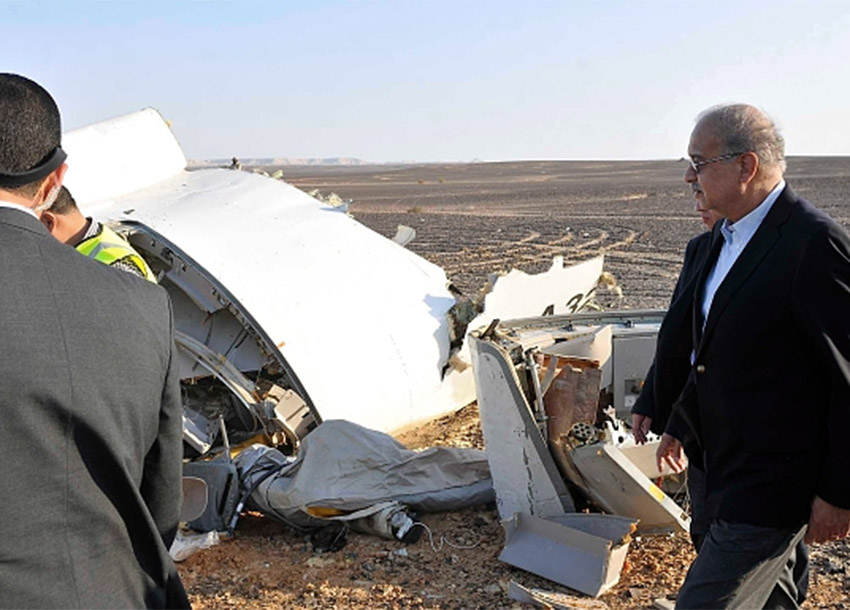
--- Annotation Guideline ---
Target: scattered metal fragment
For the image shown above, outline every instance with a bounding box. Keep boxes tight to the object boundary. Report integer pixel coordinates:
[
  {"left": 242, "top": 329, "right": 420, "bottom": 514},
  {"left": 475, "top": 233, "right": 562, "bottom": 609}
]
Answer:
[
  {"left": 391, "top": 224, "right": 416, "bottom": 246},
  {"left": 470, "top": 335, "right": 575, "bottom": 520},
  {"left": 507, "top": 580, "right": 610, "bottom": 609},
  {"left": 571, "top": 443, "right": 689, "bottom": 533},
  {"left": 501, "top": 512, "right": 636, "bottom": 597},
  {"left": 469, "top": 309, "right": 690, "bottom": 593}
]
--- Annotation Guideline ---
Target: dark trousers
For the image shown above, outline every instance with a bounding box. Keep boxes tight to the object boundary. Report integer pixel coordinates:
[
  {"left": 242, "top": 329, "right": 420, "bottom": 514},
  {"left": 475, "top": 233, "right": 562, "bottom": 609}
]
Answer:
[
  {"left": 676, "top": 520, "right": 808, "bottom": 609},
  {"left": 686, "top": 466, "right": 808, "bottom": 607},
  {"left": 687, "top": 465, "right": 711, "bottom": 551}
]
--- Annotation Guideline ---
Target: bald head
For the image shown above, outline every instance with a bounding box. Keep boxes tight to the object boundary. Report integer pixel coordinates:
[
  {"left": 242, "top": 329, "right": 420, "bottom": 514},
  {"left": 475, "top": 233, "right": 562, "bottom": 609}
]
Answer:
[{"left": 696, "top": 104, "right": 786, "bottom": 176}]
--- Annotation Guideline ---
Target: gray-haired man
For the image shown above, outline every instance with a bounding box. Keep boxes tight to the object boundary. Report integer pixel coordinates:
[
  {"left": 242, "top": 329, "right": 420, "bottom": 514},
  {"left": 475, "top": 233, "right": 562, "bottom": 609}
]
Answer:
[{"left": 657, "top": 104, "right": 850, "bottom": 608}]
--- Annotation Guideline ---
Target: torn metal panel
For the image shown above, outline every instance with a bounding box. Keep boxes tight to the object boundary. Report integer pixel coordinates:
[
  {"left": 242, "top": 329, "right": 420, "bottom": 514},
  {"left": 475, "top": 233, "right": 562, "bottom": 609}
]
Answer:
[
  {"left": 507, "top": 581, "right": 610, "bottom": 610},
  {"left": 175, "top": 331, "right": 303, "bottom": 454},
  {"left": 469, "top": 335, "right": 575, "bottom": 520},
  {"left": 457, "top": 256, "right": 605, "bottom": 368},
  {"left": 180, "top": 476, "right": 208, "bottom": 523},
  {"left": 469, "top": 311, "right": 690, "bottom": 535},
  {"left": 500, "top": 512, "right": 636, "bottom": 597},
  {"left": 391, "top": 224, "right": 416, "bottom": 247},
  {"left": 617, "top": 440, "right": 682, "bottom": 480},
  {"left": 571, "top": 443, "right": 689, "bottom": 534},
  {"left": 541, "top": 325, "right": 613, "bottom": 398},
  {"left": 62, "top": 108, "right": 186, "bottom": 205},
  {"left": 538, "top": 354, "right": 602, "bottom": 438},
  {"left": 63, "top": 110, "right": 458, "bottom": 434},
  {"left": 62, "top": 108, "right": 605, "bottom": 436},
  {"left": 611, "top": 331, "right": 659, "bottom": 420},
  {"left": 472, "top": 255, "right": 604, "bottom": 324},
  {"left": 538, "top": 354, "right": 604, "bottom": 502}
]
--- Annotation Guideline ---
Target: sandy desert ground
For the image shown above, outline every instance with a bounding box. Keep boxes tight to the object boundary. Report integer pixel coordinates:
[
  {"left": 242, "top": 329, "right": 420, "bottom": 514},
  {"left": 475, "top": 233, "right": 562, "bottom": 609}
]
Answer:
[
  {"left": 179, "top": 158, "right": 850, "bottom": 609},
  {"left": 284, "top": 157, "right": 850, "bottom": 309}
]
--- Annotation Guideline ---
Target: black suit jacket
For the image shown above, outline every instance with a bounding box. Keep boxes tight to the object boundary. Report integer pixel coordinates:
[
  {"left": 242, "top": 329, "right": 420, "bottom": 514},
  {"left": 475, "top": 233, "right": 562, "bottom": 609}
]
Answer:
[
  {"left": 632, "top": 230, "right": 712, "bottom": 435},
  {"left": 666, "top": 186, "right": 850, "bottom": 528},
  {"left": 0, "top": 208, "right": 189, "bottom": 608}
]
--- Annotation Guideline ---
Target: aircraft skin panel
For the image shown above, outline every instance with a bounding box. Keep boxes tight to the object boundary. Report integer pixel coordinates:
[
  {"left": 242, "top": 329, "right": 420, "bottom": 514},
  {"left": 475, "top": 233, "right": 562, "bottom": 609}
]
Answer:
[
  {"left": 62, "top": 107, "right": 187, "bottom": 207},
  {"left": 59, "top": 109, "right": 606, "bottom": 434},
  {"left": 85, "top": 169, "right": 459, "bottom": 433}
]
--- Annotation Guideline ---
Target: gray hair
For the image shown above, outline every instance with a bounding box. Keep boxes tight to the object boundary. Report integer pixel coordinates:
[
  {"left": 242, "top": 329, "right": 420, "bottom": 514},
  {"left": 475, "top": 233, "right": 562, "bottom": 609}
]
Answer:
[{"left": 697, "top": 104, "right": 786, "bottom": 173}]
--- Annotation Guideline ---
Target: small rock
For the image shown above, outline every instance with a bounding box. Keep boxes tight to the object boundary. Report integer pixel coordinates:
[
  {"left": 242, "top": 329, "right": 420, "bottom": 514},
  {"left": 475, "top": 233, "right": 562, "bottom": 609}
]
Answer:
[
  {"left": 484, "top": 584, "right": 501, "bottom": 594},
  {"left": 473, "top": 514, "right": 492, "bottom": 527},
  {"left": 361, "top": 561, "right": 375, "bottom": 573},
  {"left": 393, "top": 548, "right": 409, "bottom": 558}
]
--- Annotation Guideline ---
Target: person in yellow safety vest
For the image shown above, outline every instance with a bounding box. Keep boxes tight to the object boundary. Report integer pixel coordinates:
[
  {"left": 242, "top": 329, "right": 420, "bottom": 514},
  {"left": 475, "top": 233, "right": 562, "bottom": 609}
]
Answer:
[{"left": 39, "top": 186, "right": 157, "bottom": 283}]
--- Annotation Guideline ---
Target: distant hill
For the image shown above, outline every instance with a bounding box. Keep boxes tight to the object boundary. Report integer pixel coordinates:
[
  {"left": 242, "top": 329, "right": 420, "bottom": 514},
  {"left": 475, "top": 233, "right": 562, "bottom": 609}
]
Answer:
[{"left": 188, "top": 157, "right": 374, "bottom": 168}]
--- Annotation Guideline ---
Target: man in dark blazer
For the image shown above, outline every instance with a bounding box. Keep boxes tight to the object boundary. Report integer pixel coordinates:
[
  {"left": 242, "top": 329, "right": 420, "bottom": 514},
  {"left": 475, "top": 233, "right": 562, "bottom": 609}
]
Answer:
[
  {"left": 632, "top": 206, "right": 718, "bottom": 549},
  {"left": 657, "top": 104, "right": 850, "bottom": 608},
  {"left": 0, "top": 74, "right": 189, "bottom": 608}
]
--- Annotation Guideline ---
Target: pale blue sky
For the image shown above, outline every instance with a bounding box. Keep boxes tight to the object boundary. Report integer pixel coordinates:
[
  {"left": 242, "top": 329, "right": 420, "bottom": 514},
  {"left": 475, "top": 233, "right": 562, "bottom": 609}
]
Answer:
[{"left": 4, "top": 0, "right": 849, "bottom": 161}]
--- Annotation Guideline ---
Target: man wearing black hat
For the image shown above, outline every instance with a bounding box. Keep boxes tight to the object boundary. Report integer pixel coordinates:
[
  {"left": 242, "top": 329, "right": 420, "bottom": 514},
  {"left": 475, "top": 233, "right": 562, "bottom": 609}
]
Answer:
[{"left": 0, "top": 73, "right": 189, "bottom": 608}]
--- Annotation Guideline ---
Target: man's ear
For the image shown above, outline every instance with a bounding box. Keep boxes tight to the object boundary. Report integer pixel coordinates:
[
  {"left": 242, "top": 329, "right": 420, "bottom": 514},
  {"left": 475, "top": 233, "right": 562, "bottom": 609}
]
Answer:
[
  {"left": 34, "top": 162, "right": 68, "bottom": 207},
  {"left": 40, "top": 211, "right": 56, "bottom": 233},
  {"left": 739, "top": 151, "right": 759, "bottom": 185},
  {"left": 53, "top": 162, "right": 68, "bottom": 186}
]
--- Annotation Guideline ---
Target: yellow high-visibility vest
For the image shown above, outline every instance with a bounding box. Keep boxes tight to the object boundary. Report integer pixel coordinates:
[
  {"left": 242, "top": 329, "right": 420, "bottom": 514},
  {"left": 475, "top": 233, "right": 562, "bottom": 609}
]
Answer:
[{"left": 76, "top": 224, "right": 157, "bottom": 283}]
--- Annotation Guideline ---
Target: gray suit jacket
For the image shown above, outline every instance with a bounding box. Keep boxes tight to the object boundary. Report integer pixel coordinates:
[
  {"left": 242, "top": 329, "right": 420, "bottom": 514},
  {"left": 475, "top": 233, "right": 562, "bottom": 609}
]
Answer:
[{"left": 0, "top": 208, "right": 189, "bottom": 608}]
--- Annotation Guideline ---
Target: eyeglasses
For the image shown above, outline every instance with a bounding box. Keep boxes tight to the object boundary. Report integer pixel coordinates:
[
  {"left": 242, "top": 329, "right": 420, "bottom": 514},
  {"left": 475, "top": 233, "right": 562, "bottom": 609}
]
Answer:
[{"left": 685, "top": 151, "right": 747, "bottom": 174}]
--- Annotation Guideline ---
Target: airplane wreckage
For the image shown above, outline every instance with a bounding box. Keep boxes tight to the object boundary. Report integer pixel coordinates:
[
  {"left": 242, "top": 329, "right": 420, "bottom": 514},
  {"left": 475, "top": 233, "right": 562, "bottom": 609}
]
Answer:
[{"left": 62, "top": 109, "right": 688, "bottom": 597}]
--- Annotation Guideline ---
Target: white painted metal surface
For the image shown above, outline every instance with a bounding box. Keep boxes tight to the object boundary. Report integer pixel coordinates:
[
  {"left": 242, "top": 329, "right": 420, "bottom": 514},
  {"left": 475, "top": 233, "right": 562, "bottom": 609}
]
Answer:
[
  {"left": 501, "top": 512, "right": 635, "bottom": 597},
  {"left": 469, "top": 336, "right": 575, "bottom": 520},
  {"left": 99, "top": 169, "right": 460, "bottom": 433},
  {"left": 572, "top": 442, "right": 690, "bottom": 533},
  {"left": 63, "top": 108, "right": 186, "bottom": 206}
]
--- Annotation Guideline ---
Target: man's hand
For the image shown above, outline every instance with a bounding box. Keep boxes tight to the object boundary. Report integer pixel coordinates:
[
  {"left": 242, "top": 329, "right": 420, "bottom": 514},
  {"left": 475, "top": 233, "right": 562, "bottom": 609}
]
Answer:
[
  {"left": 805, "top": 496, "right": 850, "bottom": 544},
  {"left": 632, "top": 414, "right": 653, "bottom": 445},
  {"left": 656, "top": 432, "right": 686, "bottom": 473}
]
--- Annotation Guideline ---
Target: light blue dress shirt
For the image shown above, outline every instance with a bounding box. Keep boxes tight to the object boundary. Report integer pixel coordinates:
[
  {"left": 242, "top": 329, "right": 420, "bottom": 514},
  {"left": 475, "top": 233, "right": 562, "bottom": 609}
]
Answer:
[{"left": 701, "top": 179, "right": 786, "bottom": 327}]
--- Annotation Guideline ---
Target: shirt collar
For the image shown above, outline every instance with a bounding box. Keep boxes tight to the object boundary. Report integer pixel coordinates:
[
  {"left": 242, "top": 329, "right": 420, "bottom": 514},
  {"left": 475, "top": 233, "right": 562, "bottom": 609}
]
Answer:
[
  {"left": 720, "top": 178, "right": 786, "bottom": 245},
  {"left": 0, "top": 199, "right": 38, "bottom": 219},
  {"left": 76, "top": 217, "right": 99, "bottom": 246}
]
